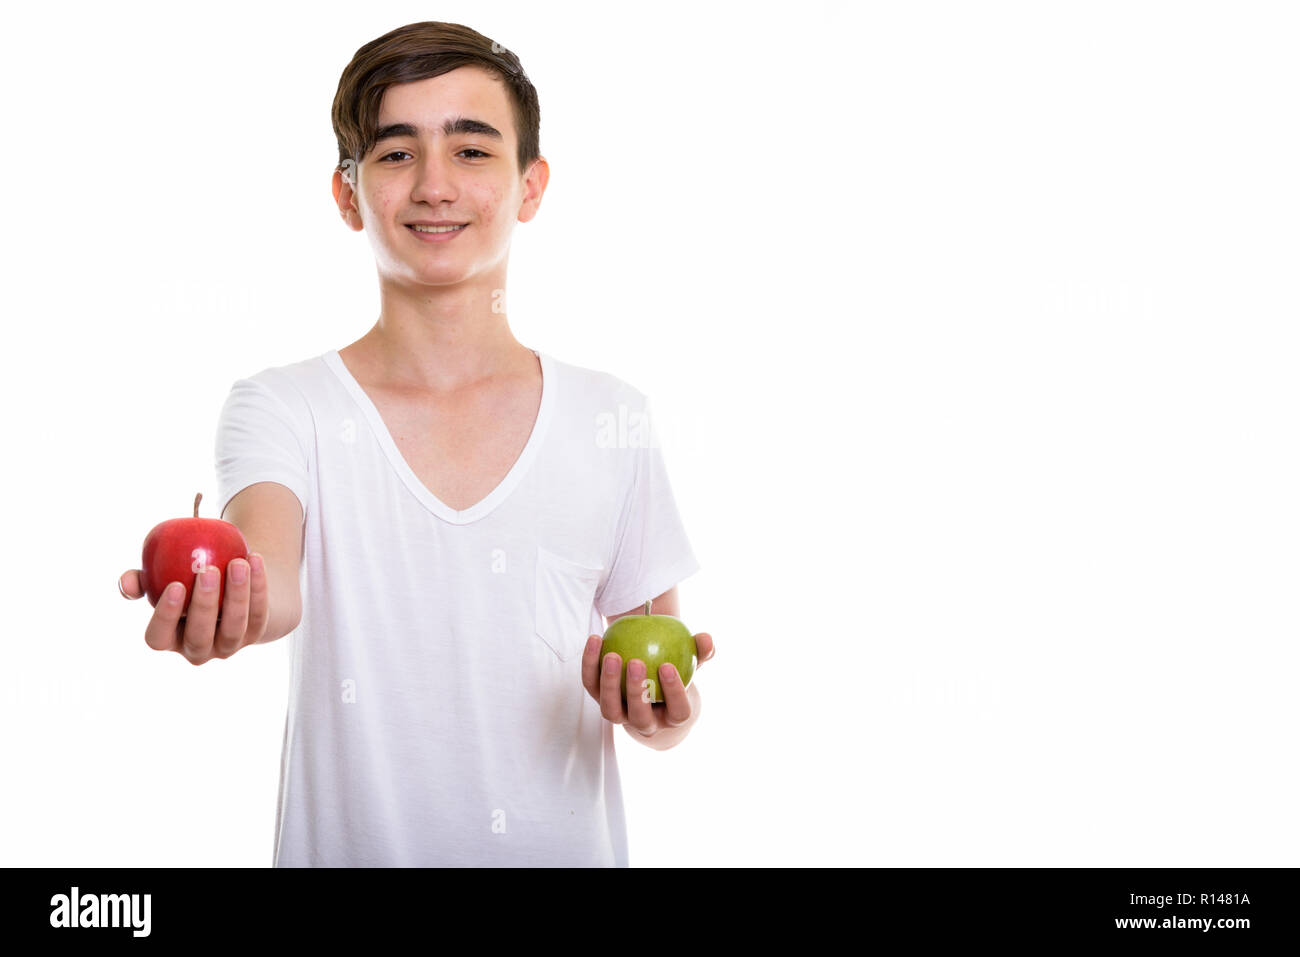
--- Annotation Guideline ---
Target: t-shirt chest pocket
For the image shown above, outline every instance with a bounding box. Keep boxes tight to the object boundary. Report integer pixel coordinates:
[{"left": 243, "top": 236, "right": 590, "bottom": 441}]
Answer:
[{"left": 534, "top": 545, "right": 604, "bottom": 661}]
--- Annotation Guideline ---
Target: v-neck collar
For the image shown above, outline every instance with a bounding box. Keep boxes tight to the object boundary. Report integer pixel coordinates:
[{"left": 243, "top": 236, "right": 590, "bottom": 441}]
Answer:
[{"left": 322, "top": 347, "right": 556, "bottom": 526}]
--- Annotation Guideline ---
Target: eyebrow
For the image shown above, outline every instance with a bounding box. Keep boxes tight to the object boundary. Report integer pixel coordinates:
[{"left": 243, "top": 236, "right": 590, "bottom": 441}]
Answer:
[{"left": 372, "top": 116, "right": 504, "bottom": 147}]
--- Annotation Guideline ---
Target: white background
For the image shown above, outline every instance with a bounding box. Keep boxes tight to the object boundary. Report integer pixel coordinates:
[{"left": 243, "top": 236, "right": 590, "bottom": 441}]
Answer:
[{"left": 1, "top": 0, "right": 1296, "bottom": 866}]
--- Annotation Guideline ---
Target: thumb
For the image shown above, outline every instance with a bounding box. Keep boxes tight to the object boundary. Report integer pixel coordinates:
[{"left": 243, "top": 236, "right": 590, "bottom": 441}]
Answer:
[{"left": 118, "top": 569, "right": 144, "bottom": 600}]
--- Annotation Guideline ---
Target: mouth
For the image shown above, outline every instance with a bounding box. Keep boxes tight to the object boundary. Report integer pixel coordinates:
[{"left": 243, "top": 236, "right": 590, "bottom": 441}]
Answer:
[{"left": 406, "top": 223, "right": 468, "bottom": 242}]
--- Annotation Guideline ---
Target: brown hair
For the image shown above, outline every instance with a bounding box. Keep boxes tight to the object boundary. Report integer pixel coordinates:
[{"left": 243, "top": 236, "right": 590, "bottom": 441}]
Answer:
[{"left": 331, "top": 22, "right": 541, "bottom": 179}]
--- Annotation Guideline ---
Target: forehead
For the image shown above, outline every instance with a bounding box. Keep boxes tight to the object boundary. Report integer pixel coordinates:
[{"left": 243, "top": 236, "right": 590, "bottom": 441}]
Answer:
[{"left": 376, "top": 67, "right": 511, "bottom": 130}]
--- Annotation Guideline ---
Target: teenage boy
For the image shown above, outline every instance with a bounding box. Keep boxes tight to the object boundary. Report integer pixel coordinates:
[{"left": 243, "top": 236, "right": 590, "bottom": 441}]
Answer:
[{"left": 118, "top": 21, "right": 713, "bottom": 867}]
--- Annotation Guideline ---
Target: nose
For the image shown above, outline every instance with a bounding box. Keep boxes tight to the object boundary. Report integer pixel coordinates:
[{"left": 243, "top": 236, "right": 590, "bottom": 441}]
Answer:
[{"left": 409, "top": 145, "right": 460, "bottom": 205}]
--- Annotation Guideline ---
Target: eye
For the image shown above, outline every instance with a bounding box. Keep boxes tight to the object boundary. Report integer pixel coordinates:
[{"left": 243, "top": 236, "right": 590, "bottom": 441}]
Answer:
[{"left": 377, "top": 149, "right": 490, "bottom": 163}]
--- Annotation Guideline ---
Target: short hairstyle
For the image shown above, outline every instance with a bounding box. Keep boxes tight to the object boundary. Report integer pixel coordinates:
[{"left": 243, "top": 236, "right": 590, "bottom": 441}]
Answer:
[{"left": 331, "top": 21, "right": 541, "bottom": 179}]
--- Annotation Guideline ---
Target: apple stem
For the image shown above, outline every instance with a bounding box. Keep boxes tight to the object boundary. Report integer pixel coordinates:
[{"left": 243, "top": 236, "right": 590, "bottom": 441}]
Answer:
[
  {"left": 194, "top": 491, "right": 202, "bottom": 518},
  {"left": 644, "top": 599, "right": 652, "bottom": 616}
]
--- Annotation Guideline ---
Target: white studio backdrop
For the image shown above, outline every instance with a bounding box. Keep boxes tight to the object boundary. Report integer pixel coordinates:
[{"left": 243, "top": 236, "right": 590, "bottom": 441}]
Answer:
[{"left": 1, "top": 0, "right": 1296, "bottom": 867}]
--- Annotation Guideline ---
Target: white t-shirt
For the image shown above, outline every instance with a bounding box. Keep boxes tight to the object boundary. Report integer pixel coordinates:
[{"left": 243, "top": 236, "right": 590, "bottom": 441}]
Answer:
[{"left": 213, "top": 347, "right": 700, "bottom": 867}]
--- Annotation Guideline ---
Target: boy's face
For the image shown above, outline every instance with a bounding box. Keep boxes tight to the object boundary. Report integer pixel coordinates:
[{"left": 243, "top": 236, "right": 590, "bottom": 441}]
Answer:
[{"left": 333, "top": 66, "right": 547, "bottom": 290}]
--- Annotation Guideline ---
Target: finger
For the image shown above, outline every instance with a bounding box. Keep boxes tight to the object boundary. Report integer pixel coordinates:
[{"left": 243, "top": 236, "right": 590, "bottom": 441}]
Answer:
[
  {"left": 624, "top": 659, "right": 656, "bottom": 734},
  {"left": 659, "top": 663, "right": 693, "bottom": 727},
  {"left": 580, "top": 635, "right": 603, "bottom": 699},
  {"left": 694, "top": 632, "right": 715, "bottom": 665},
  {"left": 599, "top": 652, "right": 626, "bottom": 723},
  {"left": 119, "top": 569, "right": 144, "bottom": 600},
  {"left": 180, "top": 566, "right": 221, "bottom": 664},
  {"left": 144, "top": 581, "right": 187, "bottom": 652},
  {"left": 213, "top": 558, "right": 252, "bottom": 658},
  {"left": 244, "top": 553, "right": 270, "bottom": 642}
]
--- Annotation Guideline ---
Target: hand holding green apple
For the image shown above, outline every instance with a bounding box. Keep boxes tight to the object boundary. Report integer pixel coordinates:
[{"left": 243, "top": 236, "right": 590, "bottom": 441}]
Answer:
[
  {"left": 581, "top": 599, "right": 715, "bottom": 744},
  {"left": 599, "top": 600, "right": 697, "bottom": 703}
]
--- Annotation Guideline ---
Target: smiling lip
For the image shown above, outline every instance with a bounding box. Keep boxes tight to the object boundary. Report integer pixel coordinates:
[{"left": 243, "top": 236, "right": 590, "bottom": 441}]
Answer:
[{"left": 406, "top": 223, "right": 467, "bottom": 242}]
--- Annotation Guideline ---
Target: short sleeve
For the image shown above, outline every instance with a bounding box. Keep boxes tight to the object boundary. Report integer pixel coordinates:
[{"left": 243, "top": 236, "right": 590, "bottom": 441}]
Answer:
[
  {"left": 214, "top": 374, "right": 311, "bottom": 523},
  {"left": 594, "top": 395, "right": 700, "bottom": 618}
]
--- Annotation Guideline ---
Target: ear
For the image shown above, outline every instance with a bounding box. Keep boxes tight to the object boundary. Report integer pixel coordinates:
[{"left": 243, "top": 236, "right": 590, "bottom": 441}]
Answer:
[
  {"left": 516, "top": 155, "right": 550, "bottom": 224},
  {"left": 332, "top": 164, "right": 364, "bottom": 232}
]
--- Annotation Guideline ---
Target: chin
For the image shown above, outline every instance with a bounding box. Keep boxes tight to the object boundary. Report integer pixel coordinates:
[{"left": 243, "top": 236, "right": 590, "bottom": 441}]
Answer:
[{"left": 404, "top": 265, "right": 478, "bottom": 286}]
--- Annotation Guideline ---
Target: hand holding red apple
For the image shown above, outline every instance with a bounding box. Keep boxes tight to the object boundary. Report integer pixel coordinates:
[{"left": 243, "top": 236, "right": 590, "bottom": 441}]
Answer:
[
  {"left": 119, "top": 492, "right": 271, "bottom": 665},
  {"left": 140, "top": 491, "right": 250, "bottom": 612}
]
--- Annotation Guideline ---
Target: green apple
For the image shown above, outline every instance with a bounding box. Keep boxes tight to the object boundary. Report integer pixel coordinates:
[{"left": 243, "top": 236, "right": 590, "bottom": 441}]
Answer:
[{"left": 600, "top": 600, "right": 697, "bottom": 704}]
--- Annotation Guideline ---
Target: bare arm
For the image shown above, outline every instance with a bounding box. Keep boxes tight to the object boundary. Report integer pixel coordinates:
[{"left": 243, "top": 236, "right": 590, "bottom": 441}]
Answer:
[
  {"left": 604, "top": 585, "right": 681, "bottom": 626},
  {"left": 220, "top": 481, "right": 304, "bottom": 643}
]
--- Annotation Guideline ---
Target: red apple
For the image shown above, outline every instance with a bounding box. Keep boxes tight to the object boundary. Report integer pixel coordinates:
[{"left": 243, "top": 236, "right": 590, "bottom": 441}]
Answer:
[{"left": 141, "top": 492, "right": 249, "bottom": 616}]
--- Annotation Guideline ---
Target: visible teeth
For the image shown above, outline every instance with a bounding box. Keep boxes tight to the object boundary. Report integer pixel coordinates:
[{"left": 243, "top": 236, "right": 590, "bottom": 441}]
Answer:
[{"left": 410, "top": 224, "right": 465, "bottom": 233}]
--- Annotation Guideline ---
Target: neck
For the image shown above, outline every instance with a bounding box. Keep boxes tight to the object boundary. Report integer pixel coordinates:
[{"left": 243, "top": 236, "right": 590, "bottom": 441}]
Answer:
[{"left": 354, "top": 282, "right": 530, "bottom": 393}]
